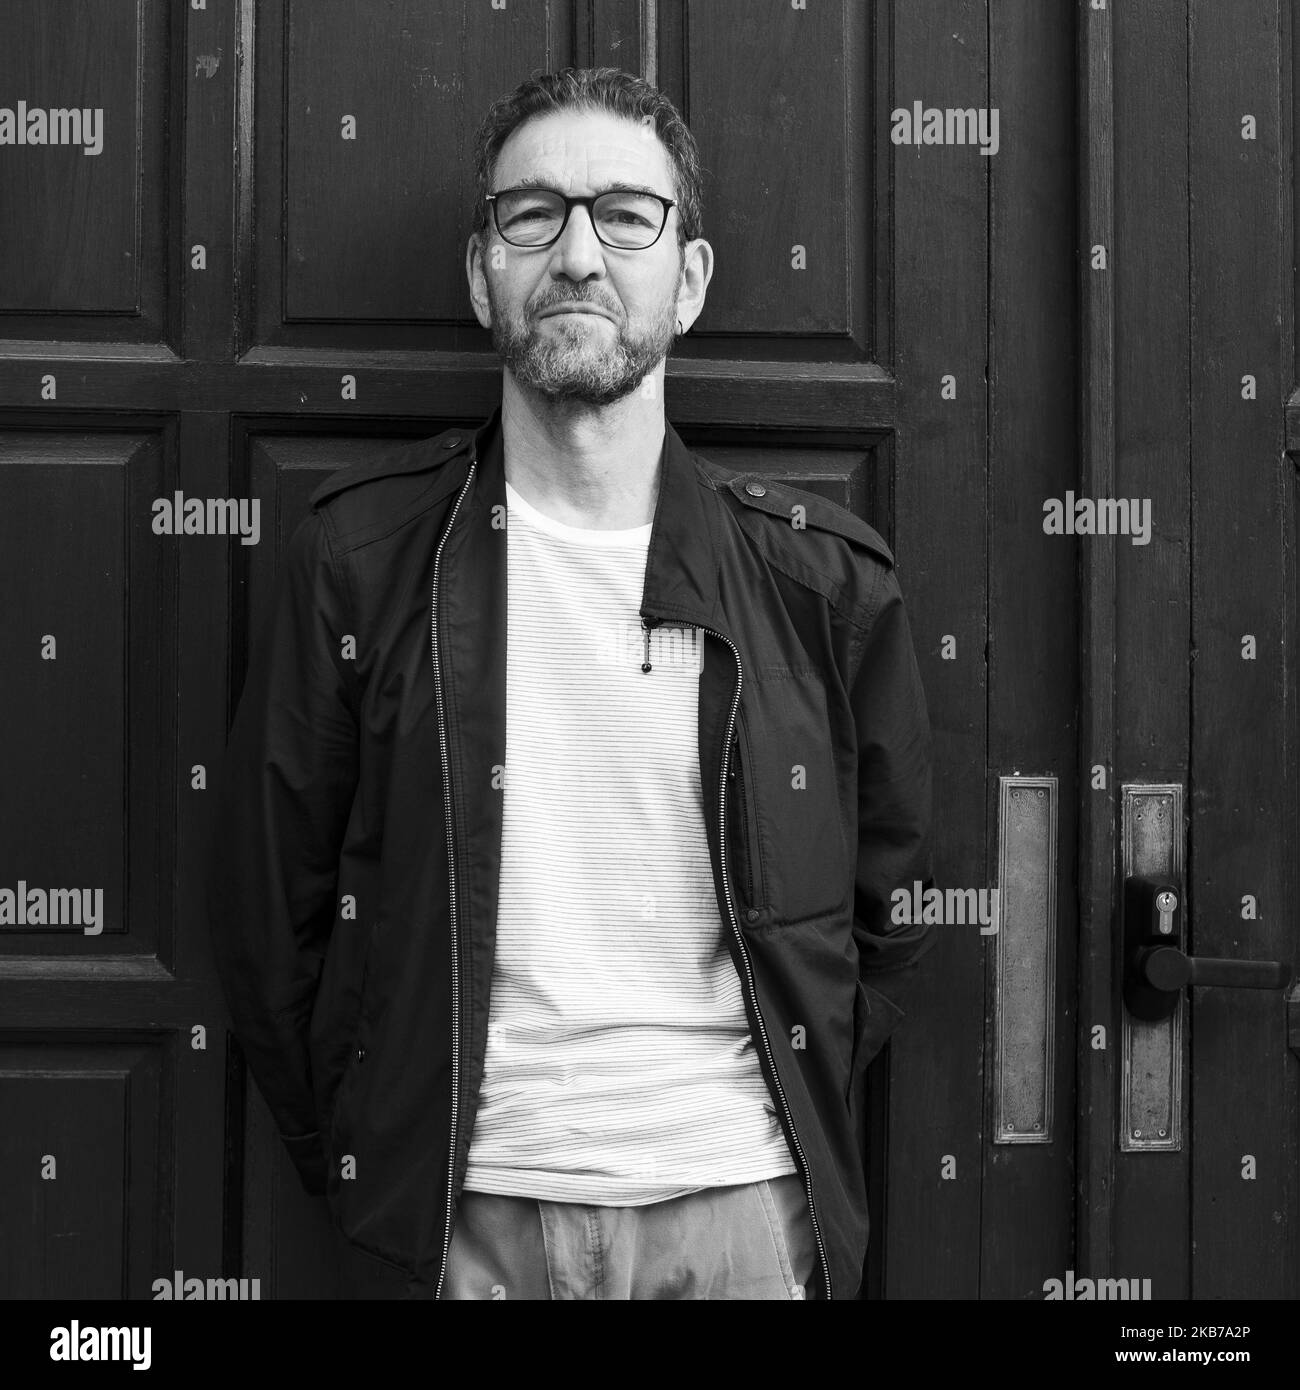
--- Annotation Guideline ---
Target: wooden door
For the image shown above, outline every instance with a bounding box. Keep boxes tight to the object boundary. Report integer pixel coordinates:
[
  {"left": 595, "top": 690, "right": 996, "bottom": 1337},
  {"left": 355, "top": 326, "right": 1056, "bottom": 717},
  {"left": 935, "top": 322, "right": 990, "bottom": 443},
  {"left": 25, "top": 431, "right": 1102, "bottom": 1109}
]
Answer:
[
  {"left": 0, "top": 0, "right": 1293, "bottom": 1306},
  {"left": 1070, "top": 0, "right": 1298, "bottom": 1300},
  {"left": 886, "top": 0, "right": 1298, "bottom": 1303}
]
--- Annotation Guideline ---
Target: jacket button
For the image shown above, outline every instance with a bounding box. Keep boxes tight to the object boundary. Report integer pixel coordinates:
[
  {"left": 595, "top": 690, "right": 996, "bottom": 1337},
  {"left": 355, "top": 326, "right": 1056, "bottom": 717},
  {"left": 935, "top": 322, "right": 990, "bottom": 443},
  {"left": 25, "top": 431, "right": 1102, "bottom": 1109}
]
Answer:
[
  {"left": 744, "top": 908, "right": 760, "bottom": 923},
  {"left": 355, "top": 1047, "right": 366, "bottom": 1063},
  {"left": 744, "top": 481, "right": 767, "bottom": 497},
  {"left": 442, "top": 435, "right": 461, "bottom": 449}
]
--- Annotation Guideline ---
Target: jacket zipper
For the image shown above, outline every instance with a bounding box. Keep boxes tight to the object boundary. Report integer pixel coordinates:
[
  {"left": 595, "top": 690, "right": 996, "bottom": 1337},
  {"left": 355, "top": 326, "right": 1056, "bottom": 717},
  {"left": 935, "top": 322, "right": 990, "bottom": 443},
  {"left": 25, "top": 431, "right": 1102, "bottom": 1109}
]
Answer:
[
  {"left": 430, "top": 460, "right": 477, "bottom": 1301},
  {"left": 698, "top": 623, "right": 832, "bottom": 1301}
]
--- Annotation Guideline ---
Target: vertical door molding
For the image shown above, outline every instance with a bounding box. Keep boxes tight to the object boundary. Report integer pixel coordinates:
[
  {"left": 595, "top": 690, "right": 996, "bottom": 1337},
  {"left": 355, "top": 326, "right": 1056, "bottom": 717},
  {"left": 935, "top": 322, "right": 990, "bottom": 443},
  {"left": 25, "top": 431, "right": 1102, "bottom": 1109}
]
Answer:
[{"left": 1074, "top": 0, "right": 1119, "bottom": 1277}]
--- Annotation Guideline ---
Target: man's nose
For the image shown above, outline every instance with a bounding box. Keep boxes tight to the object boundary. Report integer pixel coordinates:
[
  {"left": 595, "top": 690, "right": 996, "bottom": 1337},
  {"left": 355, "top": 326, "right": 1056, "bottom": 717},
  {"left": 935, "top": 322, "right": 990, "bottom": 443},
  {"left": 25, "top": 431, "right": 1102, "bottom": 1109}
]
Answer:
[{"left": 547, "top": 203, "right": 607, "bottom": 280}]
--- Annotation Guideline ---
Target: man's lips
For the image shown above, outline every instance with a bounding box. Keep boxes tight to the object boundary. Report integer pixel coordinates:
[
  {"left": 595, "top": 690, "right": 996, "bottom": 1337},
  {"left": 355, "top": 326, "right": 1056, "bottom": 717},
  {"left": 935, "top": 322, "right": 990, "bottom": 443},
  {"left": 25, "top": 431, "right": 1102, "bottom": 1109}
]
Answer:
[{"left": 538, "top": 304, "right": 614, "bottom": 321}]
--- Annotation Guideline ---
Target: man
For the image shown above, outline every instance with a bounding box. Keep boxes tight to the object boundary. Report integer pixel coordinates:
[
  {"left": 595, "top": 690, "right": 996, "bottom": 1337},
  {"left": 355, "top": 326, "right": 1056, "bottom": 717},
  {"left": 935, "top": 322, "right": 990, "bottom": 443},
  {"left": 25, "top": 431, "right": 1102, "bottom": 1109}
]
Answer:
[{"left": 207, "top": 66, "right": 934, "bottom": 1302}]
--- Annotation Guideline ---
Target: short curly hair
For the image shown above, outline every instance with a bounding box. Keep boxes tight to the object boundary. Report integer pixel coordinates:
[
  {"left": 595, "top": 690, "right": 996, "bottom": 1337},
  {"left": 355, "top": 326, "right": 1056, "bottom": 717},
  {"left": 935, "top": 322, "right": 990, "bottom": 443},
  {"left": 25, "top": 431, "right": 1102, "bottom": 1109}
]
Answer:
[{"left": 471, "top": 66, "right": 704, "bottom": 250}]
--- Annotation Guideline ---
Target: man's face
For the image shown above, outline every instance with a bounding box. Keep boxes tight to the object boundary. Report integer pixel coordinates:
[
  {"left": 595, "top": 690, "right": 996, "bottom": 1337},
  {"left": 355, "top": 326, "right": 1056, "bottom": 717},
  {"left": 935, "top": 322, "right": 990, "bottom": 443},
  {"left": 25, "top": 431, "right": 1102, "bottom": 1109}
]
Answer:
[{"left": 468, "top": 108, "right": 701, "bottom": 407}]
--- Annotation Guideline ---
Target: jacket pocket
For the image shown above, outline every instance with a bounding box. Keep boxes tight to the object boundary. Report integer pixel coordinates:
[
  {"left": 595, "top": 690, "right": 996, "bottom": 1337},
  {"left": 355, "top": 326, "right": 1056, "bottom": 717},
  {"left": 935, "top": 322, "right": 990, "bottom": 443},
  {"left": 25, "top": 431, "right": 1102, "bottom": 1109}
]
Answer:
[
  {"left": 729, "top": 711, "right": 766, "bottom": 911},
  {"left": 846, "top": 980, "right": 906, "bottom": 1105},
  {"left": 328, "top": 1018, "right": 365, "bottom": 1138},
  {"left": 323, "top": 926, "right": 376, "bottom": 1157},
  {"left": 741, "top": 670, "right": 849, "bottom": 923}
]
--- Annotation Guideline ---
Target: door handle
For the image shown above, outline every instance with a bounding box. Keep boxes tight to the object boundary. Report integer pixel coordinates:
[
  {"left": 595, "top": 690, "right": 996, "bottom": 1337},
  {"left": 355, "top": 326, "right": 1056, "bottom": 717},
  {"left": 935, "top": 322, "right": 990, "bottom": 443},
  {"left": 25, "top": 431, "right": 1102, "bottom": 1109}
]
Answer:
[
  {"left": 1140, "top": 946, "right": 1290, "bottom": 992},
  {"left": 1123, "top": 875, "right": 1292, "bottom": 1022}
]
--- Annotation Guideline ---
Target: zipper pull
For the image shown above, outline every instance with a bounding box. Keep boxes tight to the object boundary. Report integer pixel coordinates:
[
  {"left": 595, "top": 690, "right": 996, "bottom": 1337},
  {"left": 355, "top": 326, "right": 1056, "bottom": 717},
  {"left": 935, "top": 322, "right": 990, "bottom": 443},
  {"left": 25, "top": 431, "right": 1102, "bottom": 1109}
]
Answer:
[{"left": 641, "top": 617, "right": 659, "bottom": 673}]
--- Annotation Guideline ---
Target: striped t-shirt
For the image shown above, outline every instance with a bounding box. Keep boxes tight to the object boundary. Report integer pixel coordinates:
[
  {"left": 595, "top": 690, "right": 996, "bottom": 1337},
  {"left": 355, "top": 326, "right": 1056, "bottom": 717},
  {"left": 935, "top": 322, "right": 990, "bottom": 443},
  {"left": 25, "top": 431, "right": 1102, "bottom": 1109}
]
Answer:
[{"left": 461, "top": 478, "right": 797, "bottom": 1204}]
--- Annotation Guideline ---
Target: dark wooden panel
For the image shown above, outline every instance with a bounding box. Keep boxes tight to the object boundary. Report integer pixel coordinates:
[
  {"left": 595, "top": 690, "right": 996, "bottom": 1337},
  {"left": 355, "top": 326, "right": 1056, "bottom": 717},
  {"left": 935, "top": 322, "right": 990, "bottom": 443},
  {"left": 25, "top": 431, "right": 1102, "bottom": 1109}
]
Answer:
[
  {"left": 579, "top": 0, "right": 644, "bottom": 74},
  {"left": 1188, "top": 0, "right": 1297, "bottom": 1300},
  {"left": 676, "top": 0, "right": 864, "bottom": 340},
  {"left": 980, "top": 0, "right": 1078, "bottom": 1299},
  {"left": 1074, "top": 0, "right": 1119, "bottom": 1282},
  {"left": 0, "top": 429, "right": 174, "bottom": 958},
  {"left": 0, "top": 1039, "right": 163, "bottom": 1298},
  {"left": 249, "top": 0, "right": 575, "bottom": 346},
  {"left": 1292, "top": 0, "right": 1300, "bottom": 385},
  {"left": 884, "top": 0, "right": 987, "bottom": 1300},
  {"left": 241, "top": 0, "right": 891, "bottom": 376},
  {"left": 174, "top": 412, "right": 239, "bottom": 1287},
  {"left": 0, "top": 355, "right": 895, "bottom": 433},
  {"left": 0, "top": 0, "right": 179, "bottom": 345},
  {"left": 1108, "top": 0, "right": 1191, "bottom": 1295},
  {"left": 184, "top": 0, "right": 240, "bottom": 362},
  {"left": 657, "top": 0, "right": 876, "bottom": 363}
]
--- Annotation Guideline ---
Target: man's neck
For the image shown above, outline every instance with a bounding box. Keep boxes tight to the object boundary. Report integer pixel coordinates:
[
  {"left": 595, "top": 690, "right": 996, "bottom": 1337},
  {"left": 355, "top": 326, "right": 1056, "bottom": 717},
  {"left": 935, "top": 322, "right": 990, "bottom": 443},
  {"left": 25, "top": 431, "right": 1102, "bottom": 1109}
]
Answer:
[{"left": 500, "top": 372, "right": 667, "bottom": 530}]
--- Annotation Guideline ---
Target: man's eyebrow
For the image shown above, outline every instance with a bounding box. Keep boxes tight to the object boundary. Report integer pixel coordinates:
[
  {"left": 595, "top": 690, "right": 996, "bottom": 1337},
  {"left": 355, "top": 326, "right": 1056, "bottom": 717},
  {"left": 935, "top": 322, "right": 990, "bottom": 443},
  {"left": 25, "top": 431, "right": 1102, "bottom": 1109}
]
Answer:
[{"left": 504, "top": 175, "right": 670, "bottom": 198}]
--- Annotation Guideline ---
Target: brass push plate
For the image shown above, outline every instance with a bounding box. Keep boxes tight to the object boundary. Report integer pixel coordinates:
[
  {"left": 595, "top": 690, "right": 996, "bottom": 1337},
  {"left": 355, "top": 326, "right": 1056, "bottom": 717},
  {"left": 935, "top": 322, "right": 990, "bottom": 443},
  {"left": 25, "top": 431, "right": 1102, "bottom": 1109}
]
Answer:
[
  {"left": 1119, "top": 784, "right": 1184, "bottom": 1152},
  {"left": 993, "top": 776, "right": 1058, "bottom": 1144}
]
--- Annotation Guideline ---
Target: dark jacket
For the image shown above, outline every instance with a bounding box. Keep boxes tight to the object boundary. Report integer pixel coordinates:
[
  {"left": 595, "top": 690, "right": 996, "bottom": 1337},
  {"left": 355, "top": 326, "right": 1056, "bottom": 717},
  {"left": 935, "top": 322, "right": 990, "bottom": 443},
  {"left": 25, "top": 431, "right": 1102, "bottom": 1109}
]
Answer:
[{"left": 206, "top": 405, "right": 935, "bottom": 1300}]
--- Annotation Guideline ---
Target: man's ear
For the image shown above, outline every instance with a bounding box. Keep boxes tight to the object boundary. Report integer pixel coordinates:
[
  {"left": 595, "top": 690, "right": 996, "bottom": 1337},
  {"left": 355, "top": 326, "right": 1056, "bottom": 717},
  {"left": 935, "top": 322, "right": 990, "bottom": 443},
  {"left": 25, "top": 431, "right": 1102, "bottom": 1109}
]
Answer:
[
  {"left": 466, "top": 231, "right": 493, "bottom": 329},
  {"left": 675, "top": 237, "right": 714, "bottom": 335}
]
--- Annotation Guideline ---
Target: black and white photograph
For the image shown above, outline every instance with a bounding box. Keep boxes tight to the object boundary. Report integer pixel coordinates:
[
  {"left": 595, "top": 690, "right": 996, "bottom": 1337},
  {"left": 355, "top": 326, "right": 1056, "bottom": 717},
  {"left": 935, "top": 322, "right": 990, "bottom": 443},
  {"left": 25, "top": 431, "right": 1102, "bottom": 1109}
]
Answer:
[{"left": 0, "top": 0, "right": 1296, "bottom": 1366}]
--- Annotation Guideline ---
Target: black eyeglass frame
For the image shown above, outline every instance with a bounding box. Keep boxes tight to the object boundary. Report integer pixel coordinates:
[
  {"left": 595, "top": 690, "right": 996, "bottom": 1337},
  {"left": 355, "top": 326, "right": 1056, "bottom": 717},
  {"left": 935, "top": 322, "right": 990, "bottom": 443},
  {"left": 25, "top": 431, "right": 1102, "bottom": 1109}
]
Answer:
[{"left": 485, "top": 185, "right": 679, "bottom": 250}]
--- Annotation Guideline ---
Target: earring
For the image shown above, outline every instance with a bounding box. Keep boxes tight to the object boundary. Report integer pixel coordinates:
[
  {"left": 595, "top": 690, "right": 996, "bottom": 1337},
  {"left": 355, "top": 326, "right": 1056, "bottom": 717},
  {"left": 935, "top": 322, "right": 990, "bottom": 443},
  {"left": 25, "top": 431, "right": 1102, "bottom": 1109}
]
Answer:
[{"left": 676, "top": 318, "right": 684, "bottom": 336}]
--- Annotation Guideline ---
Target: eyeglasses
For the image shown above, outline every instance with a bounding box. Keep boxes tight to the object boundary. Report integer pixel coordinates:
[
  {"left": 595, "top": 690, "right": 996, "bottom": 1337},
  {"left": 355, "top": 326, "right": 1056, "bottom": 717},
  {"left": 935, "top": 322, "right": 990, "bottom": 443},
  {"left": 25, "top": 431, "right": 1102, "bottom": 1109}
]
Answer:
[{"left": 485, "top": 185, "right": 677, "bottom": 250}]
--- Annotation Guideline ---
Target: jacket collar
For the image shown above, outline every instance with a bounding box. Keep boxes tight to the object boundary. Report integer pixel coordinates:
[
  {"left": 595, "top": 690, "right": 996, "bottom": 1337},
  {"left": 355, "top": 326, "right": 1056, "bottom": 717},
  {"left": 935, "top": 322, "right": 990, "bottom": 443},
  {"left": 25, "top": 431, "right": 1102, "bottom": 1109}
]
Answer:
[{"left": 466, "top": 404, "right": 726, "bottom": 635}]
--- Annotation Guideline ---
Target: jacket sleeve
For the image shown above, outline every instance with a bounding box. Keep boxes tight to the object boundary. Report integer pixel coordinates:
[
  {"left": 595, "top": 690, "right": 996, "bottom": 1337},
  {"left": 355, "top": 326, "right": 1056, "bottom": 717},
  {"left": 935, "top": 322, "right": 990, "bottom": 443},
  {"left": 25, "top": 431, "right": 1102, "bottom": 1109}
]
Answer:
[
  {"left": 848, "top": 563, "right": 936, "bottom": 1068},
  {"left": 205, "top": 510, "right": 359, "bottom": 1196}
]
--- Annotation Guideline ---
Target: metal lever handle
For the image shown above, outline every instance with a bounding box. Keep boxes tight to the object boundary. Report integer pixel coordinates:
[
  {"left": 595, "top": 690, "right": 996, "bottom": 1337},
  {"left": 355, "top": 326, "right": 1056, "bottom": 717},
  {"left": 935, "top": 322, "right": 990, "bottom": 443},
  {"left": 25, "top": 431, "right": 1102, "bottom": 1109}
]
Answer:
[
  {"left": 1123, "top": 875, "right": 1293, "bottom": 1021},
  {"left": 1141, "top": 946, "right": 1291, "bottom": 993}
]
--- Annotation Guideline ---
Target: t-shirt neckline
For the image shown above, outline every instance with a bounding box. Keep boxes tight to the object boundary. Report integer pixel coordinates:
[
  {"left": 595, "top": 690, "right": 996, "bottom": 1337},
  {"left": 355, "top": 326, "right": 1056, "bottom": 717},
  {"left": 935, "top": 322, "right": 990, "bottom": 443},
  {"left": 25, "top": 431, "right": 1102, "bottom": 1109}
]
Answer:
[{"left": 504, "top": 478, "right": 653, "bottom": 547}]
